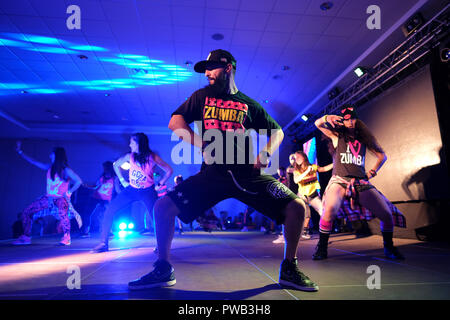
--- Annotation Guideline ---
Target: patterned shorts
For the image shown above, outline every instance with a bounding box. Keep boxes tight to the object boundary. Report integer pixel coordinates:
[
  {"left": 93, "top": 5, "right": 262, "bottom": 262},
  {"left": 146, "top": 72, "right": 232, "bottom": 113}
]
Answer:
[
  {"left": 167, "top": 165, "right": 299, "bottom": 225},
  {"left": 32, "top": 195, "right": 79, "bottom": 221}
]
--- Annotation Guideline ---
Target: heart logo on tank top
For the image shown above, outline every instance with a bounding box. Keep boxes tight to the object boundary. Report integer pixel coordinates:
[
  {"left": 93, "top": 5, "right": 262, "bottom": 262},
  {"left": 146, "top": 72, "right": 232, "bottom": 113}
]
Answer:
[{"left": 348, "top": 140, "right": 361, "bottom": 158}]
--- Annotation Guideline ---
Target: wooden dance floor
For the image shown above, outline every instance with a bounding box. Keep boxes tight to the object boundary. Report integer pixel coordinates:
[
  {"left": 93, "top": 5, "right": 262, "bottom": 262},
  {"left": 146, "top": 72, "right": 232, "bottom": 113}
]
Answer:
[{"left": 0, "top": 231, "right": 449, "bottom": 300}]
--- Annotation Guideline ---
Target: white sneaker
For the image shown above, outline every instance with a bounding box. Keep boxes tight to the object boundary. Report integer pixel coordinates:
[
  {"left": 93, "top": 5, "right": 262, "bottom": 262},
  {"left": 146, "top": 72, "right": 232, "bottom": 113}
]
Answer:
[
  {"left": 272, "top": 235, "right": 285, "bottom": 244},
  {"left": 260, "top": 227, "right": 267, "bottom": 232},
  {"left": 12, "top": 235, "right": 31, "bottom": 245},
  {"left": 241, "top": 226, "right": 249, "bottom": 232},
  {"left": 59, "top": 233, "right": 71, "bottom": 246}
]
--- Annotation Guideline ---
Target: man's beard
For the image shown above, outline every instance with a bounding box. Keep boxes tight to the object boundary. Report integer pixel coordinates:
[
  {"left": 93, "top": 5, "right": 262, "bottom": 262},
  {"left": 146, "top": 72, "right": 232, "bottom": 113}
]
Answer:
[{"left": 206, "top": 74, "right": 228, "bottom": 94}]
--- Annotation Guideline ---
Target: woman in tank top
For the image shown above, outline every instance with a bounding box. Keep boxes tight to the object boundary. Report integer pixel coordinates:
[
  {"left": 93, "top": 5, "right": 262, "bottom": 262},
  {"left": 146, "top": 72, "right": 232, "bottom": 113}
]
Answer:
[
  {"left": 293, "top": 150, "right": 332, "bottom": 239},
  {"left": 81, "top": 161, "right": 121, "bottom": 237},
  {"left": 313, "top": 106, "right": 406, "bottom": 261},
  {"left": 13, "top": 141, "right": 82, "bottom": 246},
  {"left": 91, "top": 133, "right": 173, "bottom": 253}
]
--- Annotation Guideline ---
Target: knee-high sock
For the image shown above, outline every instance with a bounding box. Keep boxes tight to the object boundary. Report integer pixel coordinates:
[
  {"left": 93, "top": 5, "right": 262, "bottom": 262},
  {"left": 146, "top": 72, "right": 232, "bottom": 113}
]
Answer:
[
  {"left": 319, "top": 218, "right": 333, "bottom": 234},
  {"left": 318, "top": 218, "right": 333, "bottom": 248}
]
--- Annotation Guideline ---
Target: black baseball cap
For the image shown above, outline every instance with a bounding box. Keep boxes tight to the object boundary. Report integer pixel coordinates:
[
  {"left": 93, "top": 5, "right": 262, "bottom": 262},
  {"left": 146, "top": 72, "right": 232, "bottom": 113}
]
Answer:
[
  {"left": 194, "top": 49, "right": 237, "bottom": 73},
  {"left": 340, "top": 105, "right": 358, "bottom": 119}
]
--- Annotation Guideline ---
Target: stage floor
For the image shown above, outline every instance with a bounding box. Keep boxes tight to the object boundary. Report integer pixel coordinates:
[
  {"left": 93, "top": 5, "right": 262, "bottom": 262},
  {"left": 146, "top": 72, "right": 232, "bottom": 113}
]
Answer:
[{"left": 0, "top": 231, "right": 449, "bottom": 300}]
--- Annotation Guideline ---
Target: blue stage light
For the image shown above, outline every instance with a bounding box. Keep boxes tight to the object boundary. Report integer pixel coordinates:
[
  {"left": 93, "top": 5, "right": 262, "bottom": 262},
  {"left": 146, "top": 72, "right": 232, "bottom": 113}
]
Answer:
[
  {"left": 128, "top": 223, "right": 134, "bottom": 230},
  {"left": 0, "top": 38, "right": 30, "bottom": 47},
  {"left": 0, "top": 32, "right": 193, "bottom": 95},
  {"left": 30, "top": 47, "right": 77, "bottom": 54},
  {"left": 0, "top": 83, "right": 30, "bottom": 89},
  {"left": 24, "top": 35, "right": 63, "bottom": 45},
  {"left": 70, "top": 45, "right": 107, "bottom": 52},
  {"left": 118, "top": 231, "right": 127, "bottom": 238},
  {"left": 119, "top": 222, "right": 127, "bottom": 230},
  {"left": 28, "top": 88, "right": 65, "bottom": 94}
]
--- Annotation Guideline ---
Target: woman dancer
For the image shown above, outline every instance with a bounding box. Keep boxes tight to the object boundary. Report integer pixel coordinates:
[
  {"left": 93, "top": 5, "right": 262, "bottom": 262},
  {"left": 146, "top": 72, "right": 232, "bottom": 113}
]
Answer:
[
  {"left": 13, "top": 141, "right": 82, "bottom": 245},
  {"left": 293, "top": 151, "right": 332, "bottom": 239},
  {"left": 91, "top": 133, "right": 173, "bottom": 253},
  {"left": 313, "top": 106, "right": 405, "bottom": 260},
  {"left": 81, "top": 161, "right": 121, "bottom": 237}
]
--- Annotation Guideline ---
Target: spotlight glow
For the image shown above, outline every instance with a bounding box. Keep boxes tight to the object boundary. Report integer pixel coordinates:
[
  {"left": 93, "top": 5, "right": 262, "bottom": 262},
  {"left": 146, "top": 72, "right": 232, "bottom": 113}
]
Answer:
[
  {"left": 119, "top": 222, "right": 127, "bottom": 230},
  {"left": 354, "top": 67, "right": 365, "bottom": 77},
  {"left": 118, "top": 230, "right": 127, "bottom": 238},
  {"left": 0, "top": 32, "right": 193, "bottom": 95},
  {"left": 120, "top": 162, "right": 130, "bottom": 170},
  {"left": 128, "top": 223, "right": 134, "bottom": 229}
]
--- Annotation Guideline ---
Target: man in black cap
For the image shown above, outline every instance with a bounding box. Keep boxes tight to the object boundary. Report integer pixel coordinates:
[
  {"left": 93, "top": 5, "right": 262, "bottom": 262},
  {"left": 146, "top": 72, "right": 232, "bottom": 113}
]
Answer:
[{"left": 128, "top": 49, "right": 319, "bottom": 292}]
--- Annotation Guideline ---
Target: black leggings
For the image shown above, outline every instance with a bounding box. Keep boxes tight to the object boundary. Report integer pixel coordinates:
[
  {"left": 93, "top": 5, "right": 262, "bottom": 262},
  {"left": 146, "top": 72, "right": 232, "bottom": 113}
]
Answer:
[{"left": 100, "top": 186, "right": 157, "bottom": 242}]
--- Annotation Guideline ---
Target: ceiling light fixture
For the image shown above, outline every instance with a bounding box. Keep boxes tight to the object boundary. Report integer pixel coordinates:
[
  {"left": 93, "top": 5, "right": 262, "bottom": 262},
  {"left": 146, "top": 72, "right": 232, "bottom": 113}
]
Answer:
[
  {"left": 402, "top": 12, "right": 425, "bottom": 37},
  {"left": 320, "top": 2, "right": 333, "bottom": 11},
  {"left": 211, "top": 33, "right": 224, "bottom": 41},
  {"left": 353, "top": 66, "right": 367, "bottom": 77}
]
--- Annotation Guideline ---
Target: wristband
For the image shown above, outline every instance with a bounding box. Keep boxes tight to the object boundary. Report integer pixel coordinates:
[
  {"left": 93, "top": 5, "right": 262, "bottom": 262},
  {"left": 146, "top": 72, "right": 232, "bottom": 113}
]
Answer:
[
  {"left": 119, "top": 177, "right": 125, "bottom": 182},
  {"left": 369, "top": 169, "right": 377, "bottom": 177},
  {"left": 324, "top": 115, "right": 328, "bottom": 123}
]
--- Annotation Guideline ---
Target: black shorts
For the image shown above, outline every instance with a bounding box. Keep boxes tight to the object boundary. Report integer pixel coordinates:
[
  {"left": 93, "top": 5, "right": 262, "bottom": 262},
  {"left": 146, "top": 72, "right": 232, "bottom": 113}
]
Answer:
[{"left": 167, "top": 165, "right": 298, "bottom": 225}]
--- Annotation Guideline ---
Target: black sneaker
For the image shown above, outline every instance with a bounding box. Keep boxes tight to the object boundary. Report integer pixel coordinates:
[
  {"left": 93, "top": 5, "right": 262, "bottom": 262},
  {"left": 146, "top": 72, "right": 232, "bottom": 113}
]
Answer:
[
  {"left": 279, "top": 258, "right": 318, "bottom": 292},
  {"left": 91, "top": 242, "right": 108, "bottom": 253},
  {"left": 384, "top": 246, "right": 405, "bottom": 260},
  {"left": 312, "top": 245, "right": 328, "bottom": 260},
  {"left": 128, "top": 260, "right": 176, "bottom": 290}
]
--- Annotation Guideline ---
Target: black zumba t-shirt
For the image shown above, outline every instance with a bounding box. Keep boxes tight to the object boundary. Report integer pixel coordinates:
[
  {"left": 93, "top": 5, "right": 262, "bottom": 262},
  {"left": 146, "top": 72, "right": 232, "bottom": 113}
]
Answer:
[
  {"left": 332, "top": 136, "right": 367, "bottom": 179},
  {"left": 172, "top": 86, "right": 281, "bottom": 170}
]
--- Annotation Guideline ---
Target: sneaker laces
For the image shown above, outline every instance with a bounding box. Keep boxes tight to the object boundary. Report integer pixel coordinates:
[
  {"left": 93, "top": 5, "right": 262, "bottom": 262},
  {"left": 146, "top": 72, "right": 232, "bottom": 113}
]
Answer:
[
  {"left": 290, "top": 264, "right": 312, "bottom": 283},
  {"left": 142, "top": 260, "right": 172, "bottom": 280}
]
